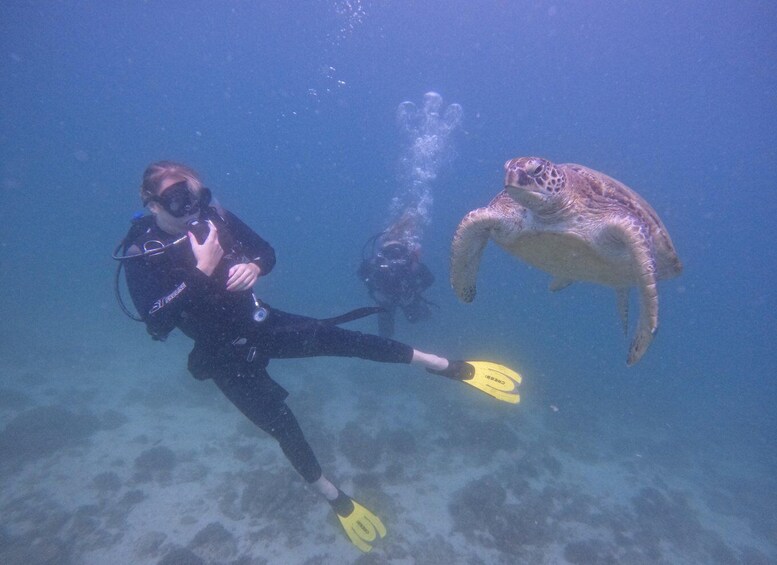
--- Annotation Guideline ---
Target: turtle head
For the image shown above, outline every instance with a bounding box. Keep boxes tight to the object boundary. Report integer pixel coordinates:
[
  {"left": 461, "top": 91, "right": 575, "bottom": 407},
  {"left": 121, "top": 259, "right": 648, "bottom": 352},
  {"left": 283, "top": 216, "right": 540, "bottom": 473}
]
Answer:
[{"left": 504, "top": 157, "right": 567, "bottom": 213}]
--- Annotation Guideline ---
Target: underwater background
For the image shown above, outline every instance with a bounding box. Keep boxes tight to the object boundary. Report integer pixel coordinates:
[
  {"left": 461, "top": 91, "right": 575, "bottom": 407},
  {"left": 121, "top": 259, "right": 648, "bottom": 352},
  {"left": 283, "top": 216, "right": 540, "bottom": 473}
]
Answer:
[{"left": 0, "top": 1, "right": 775, "bottom": 563}]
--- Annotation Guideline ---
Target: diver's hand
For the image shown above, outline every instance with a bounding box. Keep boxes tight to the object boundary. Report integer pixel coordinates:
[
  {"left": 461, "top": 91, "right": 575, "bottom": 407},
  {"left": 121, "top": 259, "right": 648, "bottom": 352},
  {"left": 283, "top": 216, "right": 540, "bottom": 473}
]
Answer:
[
  {"left": 226, "top": 262, "right": 260, "bottom": 291},
  {"left": 190, "top": 220, "right": 223, "bottom": 277}
]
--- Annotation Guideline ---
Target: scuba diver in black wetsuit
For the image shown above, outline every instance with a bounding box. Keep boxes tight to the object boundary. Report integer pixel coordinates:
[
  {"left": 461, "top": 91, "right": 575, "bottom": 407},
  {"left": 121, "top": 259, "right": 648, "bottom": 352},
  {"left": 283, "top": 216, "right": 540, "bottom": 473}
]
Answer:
[
  {"left": 114, "top": 161, "right": 522, "bottom": 553},
  {"left": 358, "top": 236, "right": 435, "bottom": 338}
]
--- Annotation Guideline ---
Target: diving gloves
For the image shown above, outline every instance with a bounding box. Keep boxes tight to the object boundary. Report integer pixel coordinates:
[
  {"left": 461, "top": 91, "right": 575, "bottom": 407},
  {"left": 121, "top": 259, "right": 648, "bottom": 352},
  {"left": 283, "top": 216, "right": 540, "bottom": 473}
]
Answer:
[
  {"left": 429, "top": 360, "right": 522, "bottom": 404},
  {"left": 329, "top": 489, "right": 386, "bottom": 552}
]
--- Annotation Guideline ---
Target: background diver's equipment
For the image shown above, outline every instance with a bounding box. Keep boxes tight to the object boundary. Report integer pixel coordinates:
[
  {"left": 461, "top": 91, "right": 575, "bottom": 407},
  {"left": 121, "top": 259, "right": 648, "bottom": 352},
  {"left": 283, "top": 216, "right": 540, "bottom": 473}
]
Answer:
[
  {"left": 377, "top": 240, "right": 411, "bottom": 267},
  {"left": 360, "top": 230, "right": 387, "bottom": 265}
]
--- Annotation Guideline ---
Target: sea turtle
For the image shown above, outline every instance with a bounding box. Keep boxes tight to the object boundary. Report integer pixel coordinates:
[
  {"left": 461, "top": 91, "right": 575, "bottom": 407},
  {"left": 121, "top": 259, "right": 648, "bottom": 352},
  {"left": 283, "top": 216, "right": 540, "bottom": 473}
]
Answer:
[{"left": 451, "top": 156, "right": 682, "bottom": 365}]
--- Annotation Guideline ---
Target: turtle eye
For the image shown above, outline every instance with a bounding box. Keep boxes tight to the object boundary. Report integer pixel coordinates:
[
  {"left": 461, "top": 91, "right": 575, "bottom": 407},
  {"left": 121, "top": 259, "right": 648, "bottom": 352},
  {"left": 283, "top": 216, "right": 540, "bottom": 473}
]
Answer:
[{"left": 525, "top": 160, "right": 544, "bottom": 176}]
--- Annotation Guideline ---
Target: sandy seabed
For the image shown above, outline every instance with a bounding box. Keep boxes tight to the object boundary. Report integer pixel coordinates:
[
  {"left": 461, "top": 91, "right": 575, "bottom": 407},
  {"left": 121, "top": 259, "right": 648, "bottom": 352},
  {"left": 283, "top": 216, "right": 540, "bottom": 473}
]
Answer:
[{"left": 0, "top": 345, "right": 774, "bottom": 565}]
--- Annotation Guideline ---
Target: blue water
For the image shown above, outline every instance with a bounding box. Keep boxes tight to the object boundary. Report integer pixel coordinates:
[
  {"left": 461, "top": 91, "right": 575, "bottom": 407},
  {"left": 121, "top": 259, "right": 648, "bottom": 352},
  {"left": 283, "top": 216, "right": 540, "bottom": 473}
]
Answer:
[{"left": 1, "top": 1, "right": 775, "bottom": 563}]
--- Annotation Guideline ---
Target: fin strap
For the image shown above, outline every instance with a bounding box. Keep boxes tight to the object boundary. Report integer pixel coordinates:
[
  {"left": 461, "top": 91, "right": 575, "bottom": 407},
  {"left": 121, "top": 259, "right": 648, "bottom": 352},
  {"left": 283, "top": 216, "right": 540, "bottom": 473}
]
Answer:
[
  {"left": 426, "top": 360, "right": 473, "bottom": 381},
  {"left": 330, "top": 490, "right": 356, "bottom": 517}
]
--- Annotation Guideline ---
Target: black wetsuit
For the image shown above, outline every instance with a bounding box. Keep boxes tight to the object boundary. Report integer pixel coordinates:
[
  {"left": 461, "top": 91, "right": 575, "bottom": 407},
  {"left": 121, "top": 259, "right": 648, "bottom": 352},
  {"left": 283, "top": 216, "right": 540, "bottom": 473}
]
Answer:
[{"left": 124, "top": 208, "right": 414, "bottom": 483}]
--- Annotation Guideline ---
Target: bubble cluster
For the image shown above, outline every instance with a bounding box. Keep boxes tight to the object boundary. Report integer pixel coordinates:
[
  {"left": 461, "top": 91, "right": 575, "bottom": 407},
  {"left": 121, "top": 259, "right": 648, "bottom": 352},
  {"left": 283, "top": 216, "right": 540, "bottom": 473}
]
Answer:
[
  {"left": 298, "top": 2, "right": 365, "bottom": 114},
  {"left": 388, "top": 92, "right": 463, "bottom": 251},
  {"left": 332, "top": 0, "right": 367, "bottom": 44}
]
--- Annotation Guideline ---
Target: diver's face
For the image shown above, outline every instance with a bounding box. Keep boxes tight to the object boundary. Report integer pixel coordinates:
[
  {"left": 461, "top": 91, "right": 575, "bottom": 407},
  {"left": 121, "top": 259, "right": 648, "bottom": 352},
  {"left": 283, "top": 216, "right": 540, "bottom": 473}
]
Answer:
[{"left": 149, "top": 177, "right": 201, "bottom": 234}]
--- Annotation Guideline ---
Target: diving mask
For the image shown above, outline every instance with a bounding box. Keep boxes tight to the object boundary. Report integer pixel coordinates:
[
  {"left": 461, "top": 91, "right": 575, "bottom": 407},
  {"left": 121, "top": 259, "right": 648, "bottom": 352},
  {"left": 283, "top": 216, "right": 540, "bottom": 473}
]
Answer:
[
  {"left": 151, "top": 181, "right": 212, "bottom": 218},
  {"left": 378, "top": 241, "right": 411, "bottom": 267}
]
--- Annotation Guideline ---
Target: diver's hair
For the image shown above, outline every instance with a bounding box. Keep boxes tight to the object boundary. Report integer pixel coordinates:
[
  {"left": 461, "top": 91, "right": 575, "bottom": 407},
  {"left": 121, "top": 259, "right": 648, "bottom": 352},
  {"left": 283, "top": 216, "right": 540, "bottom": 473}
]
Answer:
[
  {"left": 382, "top": 209, "right": 422, "bottom": 256},
  {"left": 140, "top": 160, "right": 204, "bottom": 205}
]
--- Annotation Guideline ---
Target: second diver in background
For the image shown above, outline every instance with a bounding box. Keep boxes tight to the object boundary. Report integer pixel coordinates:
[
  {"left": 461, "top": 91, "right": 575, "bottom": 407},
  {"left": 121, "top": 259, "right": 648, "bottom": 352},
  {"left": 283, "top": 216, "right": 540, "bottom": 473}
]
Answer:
[
  {"left": 358, "top": 232, "right": 435, "bottom": 338},
  {"left": 357, "top": 92, "right": 463, "bottom": 339}
]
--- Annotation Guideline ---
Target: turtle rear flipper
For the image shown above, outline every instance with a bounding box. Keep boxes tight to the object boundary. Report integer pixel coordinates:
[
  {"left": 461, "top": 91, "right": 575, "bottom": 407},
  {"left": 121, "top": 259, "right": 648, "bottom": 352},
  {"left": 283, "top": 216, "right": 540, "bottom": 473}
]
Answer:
[{"left": 608, "top": 220, "right": 659, "bottom": 365}]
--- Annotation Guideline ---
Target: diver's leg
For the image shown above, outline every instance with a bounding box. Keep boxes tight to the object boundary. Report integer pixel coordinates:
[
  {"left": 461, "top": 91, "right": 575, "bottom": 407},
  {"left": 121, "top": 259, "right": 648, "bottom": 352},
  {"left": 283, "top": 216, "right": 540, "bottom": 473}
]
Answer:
[
  {"left": 212, "top": 363, "right": 385, "bottom": 552},
  {"left": 402, "top": 298, "right": 432, "bottom": 323},
  {"left": 377, "top": 308, "right": 395, "bottom": 338},
  {"left": 263, "top": 404, "right": 324, "bottom": 484},
  {"left": 258, "top": 308, "right": 452, "bottom": 370},
  {"left": 256, "top": 308, "right": 415, "bottom": 363},
  {"left": 252, "top": 309, "right": 520, "bottom": 404},
  {"left": 296, "top": 322, "right": 449, "bottom": 370},
  {"left": 410, "top": 350, "right": 448, "bottom": 371},
  {"left": 312, "top": 474, "right": 338, "bottom": 500},
  {"left": 212, "top": 366, "right": 322, "bottom": 482}
]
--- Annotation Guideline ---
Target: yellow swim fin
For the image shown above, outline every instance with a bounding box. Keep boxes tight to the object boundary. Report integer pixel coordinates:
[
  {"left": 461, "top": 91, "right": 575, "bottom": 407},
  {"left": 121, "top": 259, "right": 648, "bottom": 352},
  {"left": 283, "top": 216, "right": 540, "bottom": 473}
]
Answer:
[
  {"left": 429, "top": 360, "right": 522, "bottom": 404},
  {"left": 329, "top": 490, "right": 386, "bottom": 552}
]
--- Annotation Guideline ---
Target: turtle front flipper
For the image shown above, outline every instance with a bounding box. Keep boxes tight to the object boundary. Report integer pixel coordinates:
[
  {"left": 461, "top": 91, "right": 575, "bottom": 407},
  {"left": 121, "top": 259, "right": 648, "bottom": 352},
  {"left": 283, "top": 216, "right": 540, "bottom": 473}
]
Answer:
[
  {"left": 607, "top": 219, "right": 660, "bottom": 365},
  {"left": 451, "top": 206, "right": 500, "bottom": 302}
]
